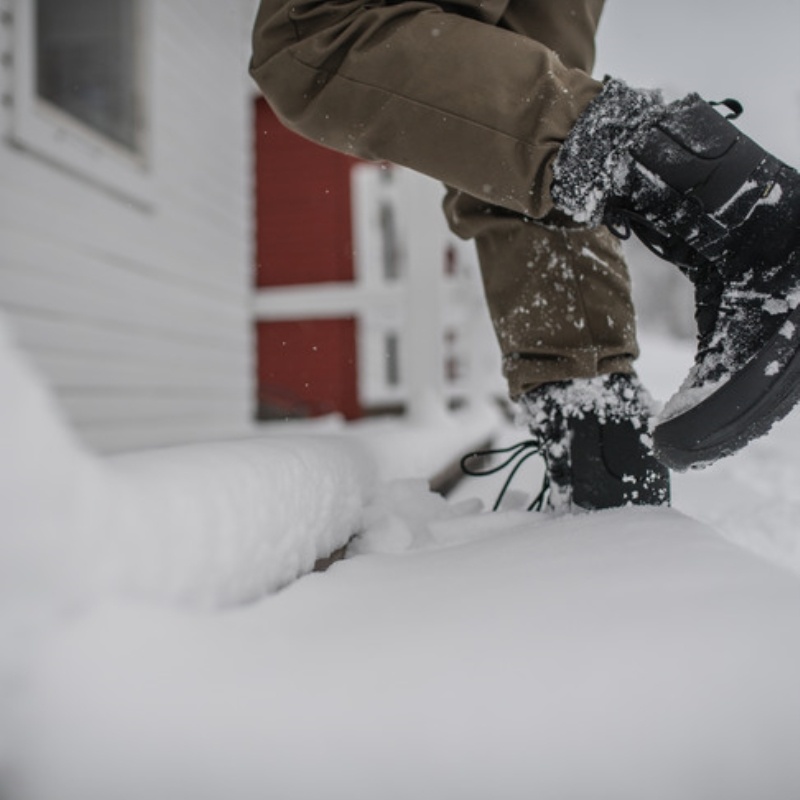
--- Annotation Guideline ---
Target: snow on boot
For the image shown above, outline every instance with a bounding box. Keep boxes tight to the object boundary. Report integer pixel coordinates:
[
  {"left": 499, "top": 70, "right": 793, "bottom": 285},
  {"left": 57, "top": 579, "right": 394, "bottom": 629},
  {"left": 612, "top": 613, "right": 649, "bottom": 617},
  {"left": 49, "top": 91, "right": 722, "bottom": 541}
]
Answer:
[
  {"left": 462, "top": 374, "right": 670, "bottom": 513},
  {"left": 521, "top": 374, "right": 670, "bottom": 511},
  {"left": 552, "top": 79, "right": 800, "bottom": 470}
]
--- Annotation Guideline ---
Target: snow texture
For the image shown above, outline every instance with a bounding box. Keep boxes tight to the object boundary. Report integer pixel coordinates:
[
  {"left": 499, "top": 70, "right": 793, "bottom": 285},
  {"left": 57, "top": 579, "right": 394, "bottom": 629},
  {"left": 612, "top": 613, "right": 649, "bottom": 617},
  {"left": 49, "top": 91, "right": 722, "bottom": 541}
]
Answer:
[
  {"left": 520, "top": 372, "right": 656, "bottom": 427},
  {"left": 551, "top": 78, "right": 665, "bottom": 225},
  {"left": 0, "top": 313, "right": 375, "bottom": 772},
  {"left": 5, "top": 313, "right": 800, "bottom": 800},
  {"left": 0, "top": 313, "right": 374, "bottom": 614},
  {"left": 14, "top": 508, "right": 800, "bottom": 800}
]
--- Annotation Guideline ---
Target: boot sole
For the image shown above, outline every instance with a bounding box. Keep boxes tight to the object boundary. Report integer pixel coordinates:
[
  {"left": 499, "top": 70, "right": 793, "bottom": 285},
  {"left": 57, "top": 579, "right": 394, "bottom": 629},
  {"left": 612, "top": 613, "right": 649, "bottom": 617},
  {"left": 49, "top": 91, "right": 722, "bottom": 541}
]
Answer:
[{"left": 653, "top": 302, "right": 800, "bottom": 470}]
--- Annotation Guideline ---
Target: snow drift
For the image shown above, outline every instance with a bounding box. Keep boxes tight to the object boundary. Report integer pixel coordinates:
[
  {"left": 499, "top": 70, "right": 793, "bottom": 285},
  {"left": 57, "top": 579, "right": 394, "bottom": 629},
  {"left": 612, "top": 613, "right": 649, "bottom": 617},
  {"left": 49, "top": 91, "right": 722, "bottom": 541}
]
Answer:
[
  {"left": 0, "top": 314, "right": 374, "bottom": 617},
  {"left": 5, "top": 307, "right": 800, "bottom": 800},
  {"left": 15, "top": 507, "right": 800, "bottom": 800}
]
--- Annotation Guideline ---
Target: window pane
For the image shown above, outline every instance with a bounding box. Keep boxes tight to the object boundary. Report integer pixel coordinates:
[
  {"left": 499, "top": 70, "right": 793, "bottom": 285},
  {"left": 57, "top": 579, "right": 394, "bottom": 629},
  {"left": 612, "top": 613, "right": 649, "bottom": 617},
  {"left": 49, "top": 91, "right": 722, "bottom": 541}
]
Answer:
[
  {"left": 384, "top": 333, "right": 401, "bottom": 387},
  {"left": 379, "top": 202, "right": 401, "bottom": 281},
  {"left": 36, "top": 0, "right": 141, "bottom": 153}
]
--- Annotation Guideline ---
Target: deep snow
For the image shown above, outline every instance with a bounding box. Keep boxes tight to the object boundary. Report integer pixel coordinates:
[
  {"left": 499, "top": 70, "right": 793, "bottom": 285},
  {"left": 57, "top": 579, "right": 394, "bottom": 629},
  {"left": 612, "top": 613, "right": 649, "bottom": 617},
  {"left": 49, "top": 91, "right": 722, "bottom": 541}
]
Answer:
[
  {"left": 16, "top": 508, "right": 800, "bottom": 800},
  {"left": 4, "top": 310, "right": 800, "bottom": 799}
]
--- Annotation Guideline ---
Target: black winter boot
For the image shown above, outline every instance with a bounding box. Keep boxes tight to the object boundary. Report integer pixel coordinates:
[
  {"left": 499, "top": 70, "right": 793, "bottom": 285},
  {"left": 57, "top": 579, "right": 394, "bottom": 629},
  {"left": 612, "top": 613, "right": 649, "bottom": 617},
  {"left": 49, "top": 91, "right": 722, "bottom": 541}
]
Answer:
[
  {"left": 462, "top": 374, "right": 670, "bottom": 513},
  {"left": 522, "top": 374, "right": 670, "bottom": 511},
  {"left": 552, "top": 79, "right": 800, "bottom": 470}
]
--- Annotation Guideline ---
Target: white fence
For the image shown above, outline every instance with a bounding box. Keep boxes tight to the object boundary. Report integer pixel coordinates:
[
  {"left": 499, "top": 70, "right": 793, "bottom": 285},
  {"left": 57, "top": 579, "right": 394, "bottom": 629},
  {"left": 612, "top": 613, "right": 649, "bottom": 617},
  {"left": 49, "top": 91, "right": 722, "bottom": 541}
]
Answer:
[{"left": 255, "top": 165, "right": 503, "bottom": 422}]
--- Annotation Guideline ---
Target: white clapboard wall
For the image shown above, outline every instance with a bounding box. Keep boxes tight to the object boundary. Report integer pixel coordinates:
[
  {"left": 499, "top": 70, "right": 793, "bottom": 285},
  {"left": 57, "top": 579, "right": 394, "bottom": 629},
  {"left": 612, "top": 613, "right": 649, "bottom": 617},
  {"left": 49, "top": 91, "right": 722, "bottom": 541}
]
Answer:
[{"left": 0, "top": 0, "right": 257, "bottom": 452}]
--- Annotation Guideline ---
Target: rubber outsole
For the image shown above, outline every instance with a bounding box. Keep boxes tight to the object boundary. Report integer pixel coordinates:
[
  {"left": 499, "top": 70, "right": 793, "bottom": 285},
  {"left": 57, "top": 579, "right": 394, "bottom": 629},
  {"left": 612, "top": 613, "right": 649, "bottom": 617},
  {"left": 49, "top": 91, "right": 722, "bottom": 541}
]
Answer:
[{"left": 653, "top": 301, "right": 800, "bottom": 471}]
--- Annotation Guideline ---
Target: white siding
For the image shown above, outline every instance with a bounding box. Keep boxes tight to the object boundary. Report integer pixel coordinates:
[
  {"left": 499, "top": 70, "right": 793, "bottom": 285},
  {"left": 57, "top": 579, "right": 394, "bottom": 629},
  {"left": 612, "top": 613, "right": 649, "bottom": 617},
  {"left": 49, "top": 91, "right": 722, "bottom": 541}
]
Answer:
[{"left": 0, "top": 0, "right": 257, "bottom": 452}]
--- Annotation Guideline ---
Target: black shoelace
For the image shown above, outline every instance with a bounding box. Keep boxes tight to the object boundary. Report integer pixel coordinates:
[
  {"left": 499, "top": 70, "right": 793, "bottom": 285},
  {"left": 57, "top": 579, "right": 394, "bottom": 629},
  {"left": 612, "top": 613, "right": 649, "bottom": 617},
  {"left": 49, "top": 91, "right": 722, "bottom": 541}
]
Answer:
[{"left": 460, "top": 440, "right": 550, "bottom": 512}]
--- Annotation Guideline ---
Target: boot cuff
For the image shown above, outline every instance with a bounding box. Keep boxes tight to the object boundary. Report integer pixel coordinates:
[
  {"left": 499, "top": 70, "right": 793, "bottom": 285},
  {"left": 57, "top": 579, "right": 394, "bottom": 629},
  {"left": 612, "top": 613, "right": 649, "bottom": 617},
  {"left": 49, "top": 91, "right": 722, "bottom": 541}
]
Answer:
[
  {"left": 519, "top": 373, "right": 657, "bottom": 429},
  {"left": 552, "top": 78, "right": 666, "bottom": 226}
]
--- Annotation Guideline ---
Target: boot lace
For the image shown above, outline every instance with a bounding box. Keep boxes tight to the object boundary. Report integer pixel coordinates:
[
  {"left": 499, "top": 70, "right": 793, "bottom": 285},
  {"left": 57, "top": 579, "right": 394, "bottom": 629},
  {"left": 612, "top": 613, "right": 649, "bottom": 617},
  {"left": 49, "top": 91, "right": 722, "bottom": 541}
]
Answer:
[{"left": 460, "top": 440, "right": 550, "bottom": 512}]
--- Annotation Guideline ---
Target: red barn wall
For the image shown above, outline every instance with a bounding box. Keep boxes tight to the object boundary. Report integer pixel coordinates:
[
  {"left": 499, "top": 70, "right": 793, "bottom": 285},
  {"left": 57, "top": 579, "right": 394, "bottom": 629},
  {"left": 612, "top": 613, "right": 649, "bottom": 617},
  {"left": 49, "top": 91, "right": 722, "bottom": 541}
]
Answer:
[
  {"left": 254, "top": 98, "right": 359, "bottom": 287},
  {"left": 255, "top": 318, "right": 360, "bottom": 420},
  {"left": 254, "top": 99, "right": 361, "bottom": 419}
]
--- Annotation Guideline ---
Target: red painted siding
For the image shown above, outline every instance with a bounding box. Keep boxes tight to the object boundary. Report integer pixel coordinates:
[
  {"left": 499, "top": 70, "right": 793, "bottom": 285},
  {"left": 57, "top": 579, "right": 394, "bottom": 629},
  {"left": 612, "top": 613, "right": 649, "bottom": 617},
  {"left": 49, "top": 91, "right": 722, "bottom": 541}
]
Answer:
[
  {"left": 253, "top": 98, "right": 363, "bottom": 419},
  {"left": 256, "top": 319, "right": 361, "bottom": 420},
  {"left": 254, "top": 98, "right": 360, "bottom": 287}
]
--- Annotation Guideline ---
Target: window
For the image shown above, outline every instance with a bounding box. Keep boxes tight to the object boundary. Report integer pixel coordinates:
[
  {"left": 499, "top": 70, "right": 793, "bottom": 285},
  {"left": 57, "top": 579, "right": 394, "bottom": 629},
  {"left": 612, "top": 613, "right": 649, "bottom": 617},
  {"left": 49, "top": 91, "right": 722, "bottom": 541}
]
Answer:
[
  {"left": 11, "top": 0, "right": 153, "bottom": 204},
  {"left": 37, "top": 0, "right": 142, "bottom": 154},
  {"left": 379, "top": 202, "right": 401, "bottom": 280},
  {"left": 384, "top": 332, "right": 401, "bottom": 387}
]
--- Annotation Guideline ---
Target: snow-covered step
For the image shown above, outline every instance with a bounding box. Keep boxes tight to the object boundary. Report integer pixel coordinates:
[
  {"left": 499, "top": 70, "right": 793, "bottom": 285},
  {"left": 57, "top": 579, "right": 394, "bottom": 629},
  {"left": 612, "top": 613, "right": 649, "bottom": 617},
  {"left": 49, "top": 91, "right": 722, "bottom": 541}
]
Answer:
[{"left": 16, "top": 507, "right": 800, "bottom": 800}]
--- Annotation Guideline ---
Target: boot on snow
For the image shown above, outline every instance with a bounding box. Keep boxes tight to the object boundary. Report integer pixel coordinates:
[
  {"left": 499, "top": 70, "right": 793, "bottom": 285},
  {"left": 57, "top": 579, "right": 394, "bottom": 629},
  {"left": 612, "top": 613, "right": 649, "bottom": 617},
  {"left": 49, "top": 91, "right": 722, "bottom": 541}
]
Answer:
[
  {"left": 552, "top": 79, "right": 800, "bottom": 470},
  {"left": 462, "top": 373, "right": 670, "bottom": 513}
]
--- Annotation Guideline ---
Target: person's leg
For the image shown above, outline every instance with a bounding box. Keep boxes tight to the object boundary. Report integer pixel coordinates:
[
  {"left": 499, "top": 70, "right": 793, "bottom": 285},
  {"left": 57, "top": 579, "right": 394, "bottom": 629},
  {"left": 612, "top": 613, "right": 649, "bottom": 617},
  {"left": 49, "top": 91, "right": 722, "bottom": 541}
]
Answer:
[
  {"left": 250, "top": 0, "right": 600, "bottom": 220},
  {"left": 445, "top": 195, "right": 638, "bottom": 398},
  {"left": 441, "top": 1, "right": 666, "bottom": 510},
  {"left": 443, "top": 0, "right": 639, "bottom": 399},
  {"left": 251, "top": 0, "right": 637, "bottom": 394},
  {"left": 251, "top": 0, "right": 669, "bottom": 510}
]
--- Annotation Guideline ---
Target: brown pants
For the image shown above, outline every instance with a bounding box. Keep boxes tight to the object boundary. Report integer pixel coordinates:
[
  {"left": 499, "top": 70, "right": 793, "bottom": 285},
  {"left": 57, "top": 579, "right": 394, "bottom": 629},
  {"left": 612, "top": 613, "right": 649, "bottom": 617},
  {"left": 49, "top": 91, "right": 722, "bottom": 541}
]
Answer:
[{"left": 250, "top": 0, "right": 638, "bottom": 398}]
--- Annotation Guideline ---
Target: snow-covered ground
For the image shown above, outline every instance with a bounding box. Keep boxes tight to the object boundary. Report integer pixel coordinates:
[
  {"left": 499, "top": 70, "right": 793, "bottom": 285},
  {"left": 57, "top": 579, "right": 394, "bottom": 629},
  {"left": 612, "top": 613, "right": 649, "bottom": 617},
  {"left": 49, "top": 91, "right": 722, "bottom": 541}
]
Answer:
[
  {"left": 4, "top": 311, "right": 800, "bottom": 799},
  {"left": 16, "top": 507, "right": 800, "bottom": 800}
]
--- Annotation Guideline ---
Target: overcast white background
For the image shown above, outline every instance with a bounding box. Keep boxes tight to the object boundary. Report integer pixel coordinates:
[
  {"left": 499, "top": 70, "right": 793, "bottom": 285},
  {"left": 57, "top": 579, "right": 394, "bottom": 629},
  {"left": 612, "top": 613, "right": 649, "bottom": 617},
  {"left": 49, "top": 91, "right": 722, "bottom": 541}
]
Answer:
[{"left": 596, "top": 0, "right": 800, "bottom": 165}]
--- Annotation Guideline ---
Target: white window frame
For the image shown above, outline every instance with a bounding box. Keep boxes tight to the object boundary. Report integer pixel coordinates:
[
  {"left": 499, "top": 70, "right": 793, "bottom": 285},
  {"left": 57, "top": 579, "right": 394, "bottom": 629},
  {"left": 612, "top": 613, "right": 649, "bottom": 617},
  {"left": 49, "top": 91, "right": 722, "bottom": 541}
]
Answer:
[
  {"left": 10, "top": 0, "right": 154, "bottom": 207},
  {"left": 352, "top": 163, "right": 410, "bottom": 407}
]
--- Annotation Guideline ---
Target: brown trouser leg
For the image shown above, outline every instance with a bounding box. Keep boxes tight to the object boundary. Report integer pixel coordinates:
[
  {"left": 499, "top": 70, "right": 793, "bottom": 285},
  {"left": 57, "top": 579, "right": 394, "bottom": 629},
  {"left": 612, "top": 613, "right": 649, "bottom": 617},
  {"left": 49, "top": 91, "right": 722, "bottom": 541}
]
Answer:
[
  {"left": 443, "top": 0, "right": 638, "bottom": 397},
  {"left": 250, "top": 0, "right": 639, "bottom": 398}
]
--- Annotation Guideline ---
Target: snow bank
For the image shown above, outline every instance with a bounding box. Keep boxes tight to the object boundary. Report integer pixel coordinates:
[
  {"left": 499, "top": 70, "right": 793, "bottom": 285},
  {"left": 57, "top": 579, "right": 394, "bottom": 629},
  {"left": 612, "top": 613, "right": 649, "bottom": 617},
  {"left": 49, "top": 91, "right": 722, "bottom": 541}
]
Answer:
[
  {"left": 0, "top": 310, "right": 381, "bottom": 787},
  {"left": 8, "top": 311, "right": 800, "bottom": 800},
  {"left": 107, "top": 436, "right": 374, "bottom": 607},
  {"left": 0, "top": 312, "right": 377, "bottom": 765},
  {"left": 0, "top": 314, "right": 375, "bottom": 617},
  {"left": 13, "top": 507, "right": 800, "bottom": 800}
]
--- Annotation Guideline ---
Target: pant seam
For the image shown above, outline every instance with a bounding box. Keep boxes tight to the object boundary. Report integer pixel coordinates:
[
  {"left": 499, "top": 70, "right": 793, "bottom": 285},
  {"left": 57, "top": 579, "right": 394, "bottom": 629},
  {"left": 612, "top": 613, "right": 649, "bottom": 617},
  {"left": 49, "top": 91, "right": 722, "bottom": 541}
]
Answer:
[{"left": 287, "top": 50, "right": 551, "bottom": 155}]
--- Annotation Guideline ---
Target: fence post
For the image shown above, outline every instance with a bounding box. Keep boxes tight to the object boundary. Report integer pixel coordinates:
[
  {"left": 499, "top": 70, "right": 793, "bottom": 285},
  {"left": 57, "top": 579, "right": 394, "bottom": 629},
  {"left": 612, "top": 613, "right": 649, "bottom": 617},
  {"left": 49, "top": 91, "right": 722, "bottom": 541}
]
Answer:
[{"left": 396, "top": 169, "right": 450, "bottom": 426}]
